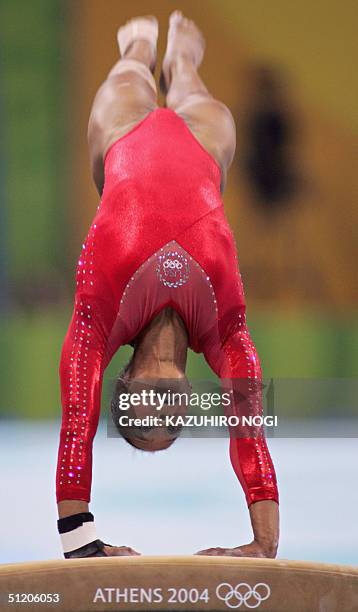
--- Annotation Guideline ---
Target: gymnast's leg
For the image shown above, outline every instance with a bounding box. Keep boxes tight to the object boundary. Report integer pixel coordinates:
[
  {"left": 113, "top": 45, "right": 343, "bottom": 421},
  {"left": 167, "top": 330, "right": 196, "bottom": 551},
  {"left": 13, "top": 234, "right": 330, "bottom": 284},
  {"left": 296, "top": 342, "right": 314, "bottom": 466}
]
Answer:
[
  {"left": 161, "top": 10, "right": 236, "bottom": 193},
  {"left": 88, "top": 16, "right": 159, "bottom": 195}
]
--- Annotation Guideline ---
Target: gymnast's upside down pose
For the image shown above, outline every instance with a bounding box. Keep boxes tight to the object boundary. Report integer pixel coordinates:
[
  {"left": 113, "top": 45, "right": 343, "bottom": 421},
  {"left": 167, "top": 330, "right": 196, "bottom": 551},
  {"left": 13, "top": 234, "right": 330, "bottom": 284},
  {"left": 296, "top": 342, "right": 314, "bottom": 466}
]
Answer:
[{"left": 56, "top": 12, "right": 279, "bottom": 559}]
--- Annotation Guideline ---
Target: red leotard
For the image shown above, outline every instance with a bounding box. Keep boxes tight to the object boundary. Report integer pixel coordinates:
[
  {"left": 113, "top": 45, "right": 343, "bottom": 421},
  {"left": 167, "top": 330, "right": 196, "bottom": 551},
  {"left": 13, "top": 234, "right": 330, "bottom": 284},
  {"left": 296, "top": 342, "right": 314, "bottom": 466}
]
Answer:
[{"left": 56, "top": 108, "right": 279, "bottom": 506}]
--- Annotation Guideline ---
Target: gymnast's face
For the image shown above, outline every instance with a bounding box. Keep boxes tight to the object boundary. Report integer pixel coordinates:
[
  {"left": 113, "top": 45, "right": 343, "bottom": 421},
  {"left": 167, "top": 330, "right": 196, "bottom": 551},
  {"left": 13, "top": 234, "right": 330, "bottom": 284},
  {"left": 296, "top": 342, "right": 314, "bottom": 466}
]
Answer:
[
  {"left": 111, "top": 373, "right": 191, "bottom": 451},
  {"left": 124, "top": 399, "right": 187, "bottom": 451}
]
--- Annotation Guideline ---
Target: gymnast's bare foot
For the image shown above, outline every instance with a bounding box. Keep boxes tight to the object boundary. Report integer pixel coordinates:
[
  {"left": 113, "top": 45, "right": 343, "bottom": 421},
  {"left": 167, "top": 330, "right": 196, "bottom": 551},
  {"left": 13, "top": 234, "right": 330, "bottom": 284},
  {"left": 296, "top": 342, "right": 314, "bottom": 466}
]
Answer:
[
  {"left": 161, "top": 10, "right": 205, "bottom": 93},
  {"left": 102, "top": 544, "right": 140, "bottom": 556},
  {"left": 117, "top": 15, "right": 158, "bottom": 72},
  {"left": 195, "top": 540, "right": 275, "bottom": 558}
]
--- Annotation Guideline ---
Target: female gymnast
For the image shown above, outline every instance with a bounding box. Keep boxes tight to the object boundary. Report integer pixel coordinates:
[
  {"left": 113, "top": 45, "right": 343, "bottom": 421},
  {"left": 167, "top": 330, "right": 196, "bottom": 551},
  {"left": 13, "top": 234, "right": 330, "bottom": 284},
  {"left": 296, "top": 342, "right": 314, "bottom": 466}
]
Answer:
[{"left": 56, "top": 11, "right": 279, "bottom": 559}]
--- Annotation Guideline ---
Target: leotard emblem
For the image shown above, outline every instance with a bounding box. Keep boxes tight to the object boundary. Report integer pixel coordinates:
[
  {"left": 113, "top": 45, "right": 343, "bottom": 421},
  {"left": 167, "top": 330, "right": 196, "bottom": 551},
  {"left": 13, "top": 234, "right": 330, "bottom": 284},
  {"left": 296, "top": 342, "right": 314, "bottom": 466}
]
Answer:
[{"left": 156, "top": 250, "right": 190, "bottom": 288}]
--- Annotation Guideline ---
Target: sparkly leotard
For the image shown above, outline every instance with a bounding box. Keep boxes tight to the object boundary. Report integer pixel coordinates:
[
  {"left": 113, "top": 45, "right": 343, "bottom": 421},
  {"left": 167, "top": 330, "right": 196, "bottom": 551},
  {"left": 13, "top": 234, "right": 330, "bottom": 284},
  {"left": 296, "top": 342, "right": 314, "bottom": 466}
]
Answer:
[{"left": 56, "top": 108, "right": 279, "bottom": 506}]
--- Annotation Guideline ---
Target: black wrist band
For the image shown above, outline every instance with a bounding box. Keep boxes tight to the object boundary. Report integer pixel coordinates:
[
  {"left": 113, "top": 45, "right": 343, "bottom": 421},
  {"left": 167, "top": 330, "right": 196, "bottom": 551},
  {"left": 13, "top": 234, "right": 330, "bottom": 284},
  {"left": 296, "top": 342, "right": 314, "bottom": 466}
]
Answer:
[{"left": 57, "top": 512, "right": 94, "bottom": 534}]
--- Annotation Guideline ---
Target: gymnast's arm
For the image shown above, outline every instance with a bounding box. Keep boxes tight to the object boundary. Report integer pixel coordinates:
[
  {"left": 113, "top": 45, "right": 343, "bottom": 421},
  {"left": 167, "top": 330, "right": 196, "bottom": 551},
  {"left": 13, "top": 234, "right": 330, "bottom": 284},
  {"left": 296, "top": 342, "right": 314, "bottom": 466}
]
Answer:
[
  {"left": 56, "top": 292, "right": 140, "bottom": 557},
  {"left": 199, "top": 327, "right": 279, "bottom": 558},
  {"left": 56, "top": 294, "right": 111, "bottom": 513}
]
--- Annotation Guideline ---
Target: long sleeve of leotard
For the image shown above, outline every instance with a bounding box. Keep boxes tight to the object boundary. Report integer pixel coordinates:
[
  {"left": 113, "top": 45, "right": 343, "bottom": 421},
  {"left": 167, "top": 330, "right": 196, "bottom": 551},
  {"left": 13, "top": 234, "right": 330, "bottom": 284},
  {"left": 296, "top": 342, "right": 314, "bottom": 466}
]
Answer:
[
  {"left": 204, "top": 312, "right": 279, "bottom": 507},
  {"left": 56, "top": 291, "right": 116, "bottom": 502},
  {"left": 55, "top": 214, "right": 121, "bottom": 504}
]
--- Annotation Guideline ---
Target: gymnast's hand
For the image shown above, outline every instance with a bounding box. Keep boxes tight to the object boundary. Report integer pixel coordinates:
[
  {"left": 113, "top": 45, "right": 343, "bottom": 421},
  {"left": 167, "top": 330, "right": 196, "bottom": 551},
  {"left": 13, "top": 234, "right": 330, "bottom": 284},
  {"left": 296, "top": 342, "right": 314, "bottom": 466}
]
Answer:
[
  {"left": 195, "top": 540, "right": 269, "bottom": 558},
  {"left": 57, "top": 503, "right": 141, "bottom": 558},
  {"left": 196, "top": 501, "right": 279, "bottom": 558},
  {"left": 64, "top": 541, "right": 141, "bottom": 558}
]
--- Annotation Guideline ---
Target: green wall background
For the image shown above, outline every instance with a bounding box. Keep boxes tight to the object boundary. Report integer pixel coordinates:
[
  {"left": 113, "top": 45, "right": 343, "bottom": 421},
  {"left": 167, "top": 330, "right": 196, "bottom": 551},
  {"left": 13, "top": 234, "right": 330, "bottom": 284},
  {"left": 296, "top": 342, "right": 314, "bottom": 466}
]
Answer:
[{"left": 0, "top": 0, "right": 67, "bottom": 282}]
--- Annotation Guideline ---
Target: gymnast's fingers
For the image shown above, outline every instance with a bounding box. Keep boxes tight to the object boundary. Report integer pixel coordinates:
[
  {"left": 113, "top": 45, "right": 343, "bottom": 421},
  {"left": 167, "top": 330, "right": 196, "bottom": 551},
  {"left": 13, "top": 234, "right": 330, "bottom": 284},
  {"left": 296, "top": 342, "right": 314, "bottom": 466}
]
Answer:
[
  {"left": 103, "top": 545, "right": 141, "bottom": 556},
  {"left": 195, "top": 547, "right": 244, "bottom": 557},
  {"left": 195, "top": 547, "right": 224, "bottom": 556}
]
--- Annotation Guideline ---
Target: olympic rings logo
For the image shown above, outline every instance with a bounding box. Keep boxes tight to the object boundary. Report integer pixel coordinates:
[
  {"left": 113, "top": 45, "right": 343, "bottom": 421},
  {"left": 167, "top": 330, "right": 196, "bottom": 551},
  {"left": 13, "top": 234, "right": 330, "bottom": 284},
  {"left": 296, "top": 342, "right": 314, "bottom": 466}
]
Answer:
[
  {"left": 216, "top": 582, "right": 271, "bottom": 609},
  {"left": 156, "top": 251, "right": 190, "bottom": 288},
  {"left": 163, "top": 258, "right": 183, "bottom": 270}
]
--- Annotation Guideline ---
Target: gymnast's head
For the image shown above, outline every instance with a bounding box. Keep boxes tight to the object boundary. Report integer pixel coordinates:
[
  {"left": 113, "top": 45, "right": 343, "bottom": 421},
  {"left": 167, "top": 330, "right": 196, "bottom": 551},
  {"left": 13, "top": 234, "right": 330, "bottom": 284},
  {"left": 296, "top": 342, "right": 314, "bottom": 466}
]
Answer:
[
  {"left": 111, "top": 307, "right": 191, "bottom": 450},
  {"left": 111, "top": 369, "right": 191, "bottom": 452}
]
